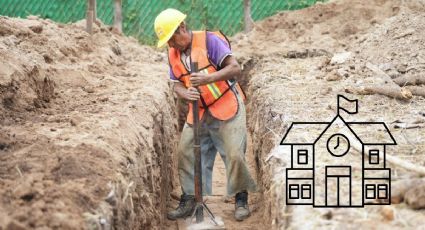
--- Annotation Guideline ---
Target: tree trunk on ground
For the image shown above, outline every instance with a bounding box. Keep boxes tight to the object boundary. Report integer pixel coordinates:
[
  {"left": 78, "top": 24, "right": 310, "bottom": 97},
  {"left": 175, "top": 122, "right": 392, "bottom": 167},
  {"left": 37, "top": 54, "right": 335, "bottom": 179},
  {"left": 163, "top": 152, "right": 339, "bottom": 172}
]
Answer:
[
  {"left": 114, "top": 0, "right": 123, "bottom": 33},
  {"left": 406, "top": 86, "right": 425, "bottom": 97},
  {"left": 349, "top": 63, "right": 414, "bottom": 100},
  {"left": 393, "top": 75, "right": 425, "bottom": 86},
  {"left": 244, "top": 0, "right": 254, "bottom": 33},
  {"left": 346, "top": 85, "right": 413, "bottom": 101}
]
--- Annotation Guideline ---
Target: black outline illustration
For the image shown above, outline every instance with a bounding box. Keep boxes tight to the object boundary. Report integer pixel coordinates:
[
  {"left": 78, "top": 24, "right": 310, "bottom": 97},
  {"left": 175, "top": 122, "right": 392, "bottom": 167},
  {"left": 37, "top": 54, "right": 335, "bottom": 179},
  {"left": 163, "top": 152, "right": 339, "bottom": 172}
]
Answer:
[
  {"left": 326, "top": 134, "right": 350, "bottom": 157},
  {"left": 298, "top": 149, "right": 308, "bottom": 164},
  {"left": 281, "top": 95, "right": 396, "bottom": 208},
  {"left": 369, "top": 149, "right": 379, "bottom": 164}
]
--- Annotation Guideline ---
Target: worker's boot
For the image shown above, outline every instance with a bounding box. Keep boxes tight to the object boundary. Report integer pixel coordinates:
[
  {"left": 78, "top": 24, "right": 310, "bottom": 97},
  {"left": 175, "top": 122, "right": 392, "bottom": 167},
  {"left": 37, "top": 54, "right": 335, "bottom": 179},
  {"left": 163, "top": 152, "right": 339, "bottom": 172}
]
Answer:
[
  {"left": 234, "top": 191, "right": 250, "bottom": 221},
  {"left": 167, "top": 194, "right": 195, "bottom": 220}
]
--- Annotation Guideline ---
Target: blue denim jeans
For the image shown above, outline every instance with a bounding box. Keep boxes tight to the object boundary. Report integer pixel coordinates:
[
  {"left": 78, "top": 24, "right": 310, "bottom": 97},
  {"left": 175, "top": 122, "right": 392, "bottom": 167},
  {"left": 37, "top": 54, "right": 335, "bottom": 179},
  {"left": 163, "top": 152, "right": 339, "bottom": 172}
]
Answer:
[{"left": 177, "top": 96, "right": 257, "bottom": 196}]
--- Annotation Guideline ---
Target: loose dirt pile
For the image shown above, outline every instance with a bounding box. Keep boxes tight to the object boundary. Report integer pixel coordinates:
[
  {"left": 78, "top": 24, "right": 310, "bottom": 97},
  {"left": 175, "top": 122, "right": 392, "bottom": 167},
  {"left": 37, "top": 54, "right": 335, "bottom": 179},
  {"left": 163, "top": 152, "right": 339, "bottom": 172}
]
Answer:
[
  {"left": 232, "top": 0, "right": 425, "bottom": 229},
  {"left": 0, "top": 16, "right": 177, "bottom": 229}
]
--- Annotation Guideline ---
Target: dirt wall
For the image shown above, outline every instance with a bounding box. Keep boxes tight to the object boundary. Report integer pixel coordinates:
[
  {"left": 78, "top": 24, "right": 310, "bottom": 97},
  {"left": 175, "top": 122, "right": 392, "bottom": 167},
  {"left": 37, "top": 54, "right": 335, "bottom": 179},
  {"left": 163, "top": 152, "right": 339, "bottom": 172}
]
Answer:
[
  {"left": 235, "top": 0, "right": 425, "bottom": 229},
  {"left": 0, "top": 16, "right": 177, "bottom": 229}
]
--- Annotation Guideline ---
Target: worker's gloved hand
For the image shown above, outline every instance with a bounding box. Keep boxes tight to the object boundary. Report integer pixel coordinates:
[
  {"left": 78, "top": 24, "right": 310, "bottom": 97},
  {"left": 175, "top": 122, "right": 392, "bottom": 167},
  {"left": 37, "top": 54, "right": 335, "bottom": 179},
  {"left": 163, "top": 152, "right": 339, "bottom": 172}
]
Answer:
[
  {"left": 190, "top": 72, "right": 211, "bottom": 87},
  {"left": 185, "top": 87, "right": 201, "bottom": 101}
]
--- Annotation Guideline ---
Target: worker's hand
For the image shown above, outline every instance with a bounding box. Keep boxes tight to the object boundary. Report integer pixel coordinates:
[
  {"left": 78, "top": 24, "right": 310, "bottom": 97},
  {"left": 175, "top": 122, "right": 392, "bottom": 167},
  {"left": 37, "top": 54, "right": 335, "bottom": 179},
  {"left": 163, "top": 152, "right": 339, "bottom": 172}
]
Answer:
[
  {"left": 190, "top": 72, "right": 212, "bottom": 87},
  {"left": 184, "top": 87, "right": 201, "bottom": 101}
]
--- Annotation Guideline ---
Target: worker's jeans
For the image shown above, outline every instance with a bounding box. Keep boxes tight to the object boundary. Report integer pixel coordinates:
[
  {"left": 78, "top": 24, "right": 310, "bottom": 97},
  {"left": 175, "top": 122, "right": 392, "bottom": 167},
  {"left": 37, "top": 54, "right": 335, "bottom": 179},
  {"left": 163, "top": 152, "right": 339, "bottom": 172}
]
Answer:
[{"left": 177, "top": 96, "right": 257, "bottom": 196}]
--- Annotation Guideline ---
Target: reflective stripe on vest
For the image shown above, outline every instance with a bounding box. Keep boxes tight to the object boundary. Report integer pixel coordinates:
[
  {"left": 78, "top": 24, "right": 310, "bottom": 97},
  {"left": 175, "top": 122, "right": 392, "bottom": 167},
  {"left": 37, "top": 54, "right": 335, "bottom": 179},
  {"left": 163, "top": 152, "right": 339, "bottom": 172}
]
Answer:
[
  {"left": 200, "top": 68, "right": 222, "bottom": 100},
  {"left": 168, "top": 30, "right": 241, "bottom": 124}
]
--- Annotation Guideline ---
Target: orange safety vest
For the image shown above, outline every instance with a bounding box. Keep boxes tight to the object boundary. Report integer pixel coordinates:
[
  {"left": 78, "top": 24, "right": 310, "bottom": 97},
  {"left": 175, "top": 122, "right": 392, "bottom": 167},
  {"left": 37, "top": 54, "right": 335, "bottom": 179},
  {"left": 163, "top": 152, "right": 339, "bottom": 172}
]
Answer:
[{"left": 168, "top": 31, "right": 245, "bottom": 124}]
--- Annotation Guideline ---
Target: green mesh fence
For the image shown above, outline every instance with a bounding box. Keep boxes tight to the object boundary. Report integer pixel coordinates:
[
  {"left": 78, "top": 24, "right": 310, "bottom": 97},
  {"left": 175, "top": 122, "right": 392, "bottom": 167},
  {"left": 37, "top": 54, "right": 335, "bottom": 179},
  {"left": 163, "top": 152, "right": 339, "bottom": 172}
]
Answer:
[{"left": 0, "top": 0, "right": 324, "bottom": 45}]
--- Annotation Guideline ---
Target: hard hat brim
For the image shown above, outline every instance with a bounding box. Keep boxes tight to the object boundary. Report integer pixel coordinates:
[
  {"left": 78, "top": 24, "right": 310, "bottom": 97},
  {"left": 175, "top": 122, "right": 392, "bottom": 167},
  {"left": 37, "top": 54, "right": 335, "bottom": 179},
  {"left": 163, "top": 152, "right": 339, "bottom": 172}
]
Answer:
[{"left": 157, "top": 14, "right": 186, "bottom": 48}]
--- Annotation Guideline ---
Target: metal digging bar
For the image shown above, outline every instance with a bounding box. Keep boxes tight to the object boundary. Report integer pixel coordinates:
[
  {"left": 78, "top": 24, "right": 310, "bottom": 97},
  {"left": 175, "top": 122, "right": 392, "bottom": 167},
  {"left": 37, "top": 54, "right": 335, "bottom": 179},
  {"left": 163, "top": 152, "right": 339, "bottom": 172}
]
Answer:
[{"left": 190, "top": 62, "right": 218, "bottom": 225}]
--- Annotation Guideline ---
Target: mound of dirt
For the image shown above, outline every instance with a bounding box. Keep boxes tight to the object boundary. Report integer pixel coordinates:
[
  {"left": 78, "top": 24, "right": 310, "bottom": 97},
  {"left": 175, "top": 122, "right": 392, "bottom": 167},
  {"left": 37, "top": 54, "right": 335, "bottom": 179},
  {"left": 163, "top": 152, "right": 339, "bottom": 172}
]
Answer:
[
  {"left": 0, "top": 15, "right": 177, "bottom": 229},
  {"left": 232, "top": 0, "right": 425, "bottom": 228},
  {"left": 353, "top": 10, "right": 425, "bottom": 78},
  {"left": 232, "top": 0, "right": 404, "bottom": 57}
]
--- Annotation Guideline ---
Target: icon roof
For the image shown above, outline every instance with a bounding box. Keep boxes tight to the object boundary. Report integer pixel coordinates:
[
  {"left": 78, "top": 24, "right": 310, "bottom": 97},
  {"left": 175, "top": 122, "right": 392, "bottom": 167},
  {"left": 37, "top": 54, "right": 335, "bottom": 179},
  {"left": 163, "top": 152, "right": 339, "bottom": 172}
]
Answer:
[
  {"left": 280, "top": 122, "right": 329, "bottom": 144},
  {"left": 280, "top": 115, "right": 396, "bottom": 145},
  {"left": 346, "top": 123, "right": 396, "bottom": 145}
]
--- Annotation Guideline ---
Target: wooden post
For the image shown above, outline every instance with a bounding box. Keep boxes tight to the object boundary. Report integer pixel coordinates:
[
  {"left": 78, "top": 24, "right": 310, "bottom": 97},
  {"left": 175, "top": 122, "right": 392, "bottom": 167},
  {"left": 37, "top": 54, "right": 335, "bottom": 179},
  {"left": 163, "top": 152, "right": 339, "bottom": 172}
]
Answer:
[
  {"left": 114, "top": 0, "right": 123, "bottom": 33},
  {"left": 93, "top": 0, "right": 97, "bottom": 20},
  {"left": 86, "top": 0, "right": 96, "bottom": 34},
  {"left": 243, "top": 0, "right": 254, "bottom": 33}
]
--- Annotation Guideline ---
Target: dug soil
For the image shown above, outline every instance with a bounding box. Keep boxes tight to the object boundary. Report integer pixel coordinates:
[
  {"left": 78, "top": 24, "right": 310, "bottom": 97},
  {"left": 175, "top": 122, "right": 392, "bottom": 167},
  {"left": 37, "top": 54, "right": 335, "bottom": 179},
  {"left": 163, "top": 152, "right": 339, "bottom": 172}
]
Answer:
[
  {"left": 232, "top": 0, "right": 425, "bottom": 229},
  {"left": 1, "top": 0, "right": 425, "bottom": 229},
  {"left": 0, "top": 16, "right": 178, "bottom": 229}
]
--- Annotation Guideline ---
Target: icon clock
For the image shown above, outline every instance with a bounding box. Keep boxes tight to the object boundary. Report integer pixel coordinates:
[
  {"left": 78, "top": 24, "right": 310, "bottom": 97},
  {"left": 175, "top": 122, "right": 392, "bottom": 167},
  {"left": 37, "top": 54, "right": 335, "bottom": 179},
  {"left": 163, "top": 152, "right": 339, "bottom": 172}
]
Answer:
[{"left": 327, "top": 133, "right": 350, "bottom": 157}]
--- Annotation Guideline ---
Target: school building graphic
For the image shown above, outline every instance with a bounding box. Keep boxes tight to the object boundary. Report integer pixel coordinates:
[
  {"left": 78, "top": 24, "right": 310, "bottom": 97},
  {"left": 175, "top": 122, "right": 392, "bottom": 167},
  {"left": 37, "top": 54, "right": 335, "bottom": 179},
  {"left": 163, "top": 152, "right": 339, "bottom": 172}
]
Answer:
[{"left": 281, "top": 95, "right": 396, "bottom": 207}]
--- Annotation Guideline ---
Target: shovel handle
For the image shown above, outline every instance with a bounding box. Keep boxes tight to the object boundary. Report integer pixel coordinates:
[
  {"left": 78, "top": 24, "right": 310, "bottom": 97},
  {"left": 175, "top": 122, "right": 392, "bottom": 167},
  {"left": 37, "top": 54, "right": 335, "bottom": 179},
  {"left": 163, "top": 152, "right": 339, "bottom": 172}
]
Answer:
[{"left": 191, "top": 61, "right": 204, "bottom": 222}]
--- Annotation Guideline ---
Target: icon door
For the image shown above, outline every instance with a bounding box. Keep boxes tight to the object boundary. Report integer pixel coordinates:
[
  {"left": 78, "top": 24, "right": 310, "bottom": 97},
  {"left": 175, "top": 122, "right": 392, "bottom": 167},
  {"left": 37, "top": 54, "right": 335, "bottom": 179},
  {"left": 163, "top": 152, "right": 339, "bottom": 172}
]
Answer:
[{"left": 325, "top": 166, "right": 351, "bottom": 206}]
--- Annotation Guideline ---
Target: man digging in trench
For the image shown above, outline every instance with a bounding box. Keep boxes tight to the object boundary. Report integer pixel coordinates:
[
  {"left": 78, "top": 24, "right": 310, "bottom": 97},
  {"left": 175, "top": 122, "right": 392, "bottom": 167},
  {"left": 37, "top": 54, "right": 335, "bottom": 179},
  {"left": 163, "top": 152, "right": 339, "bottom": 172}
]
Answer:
[{"left": 154, "top": 9, "right": 257, "bottom": 221}]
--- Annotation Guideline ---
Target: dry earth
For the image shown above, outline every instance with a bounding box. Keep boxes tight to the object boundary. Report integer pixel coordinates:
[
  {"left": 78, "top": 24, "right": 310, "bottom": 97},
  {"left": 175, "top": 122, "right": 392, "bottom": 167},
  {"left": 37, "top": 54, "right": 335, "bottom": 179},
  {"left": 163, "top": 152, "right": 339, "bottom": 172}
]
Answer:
[
  {"left": 0, "top": 16, "right": 177, "bottom": 229},
  {"left": 1, "top": 0, "right": 425, "bottom": 229},
  {"left": 232, "top": 0, "right": 425, "bottom": 229}
]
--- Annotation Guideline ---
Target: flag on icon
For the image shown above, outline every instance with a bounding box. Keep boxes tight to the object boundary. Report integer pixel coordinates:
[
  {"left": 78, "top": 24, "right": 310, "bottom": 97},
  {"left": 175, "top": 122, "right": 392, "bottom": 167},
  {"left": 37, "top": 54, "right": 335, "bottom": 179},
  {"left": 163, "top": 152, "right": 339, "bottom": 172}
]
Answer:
[{"left": 337, "top": 95, "right": 358, "bottom": 115}]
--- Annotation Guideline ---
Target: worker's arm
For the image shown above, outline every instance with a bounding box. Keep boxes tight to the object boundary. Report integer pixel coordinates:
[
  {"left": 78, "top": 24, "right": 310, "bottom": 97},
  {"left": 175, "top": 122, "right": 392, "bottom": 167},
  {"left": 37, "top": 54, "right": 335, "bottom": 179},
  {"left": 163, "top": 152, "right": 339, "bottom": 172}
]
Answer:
[
  {"left": 173, "top": 81, "right": 200, "bottom": 101},
  {"left": 189, "top": 55, "right": 241, "bottom": 87}
]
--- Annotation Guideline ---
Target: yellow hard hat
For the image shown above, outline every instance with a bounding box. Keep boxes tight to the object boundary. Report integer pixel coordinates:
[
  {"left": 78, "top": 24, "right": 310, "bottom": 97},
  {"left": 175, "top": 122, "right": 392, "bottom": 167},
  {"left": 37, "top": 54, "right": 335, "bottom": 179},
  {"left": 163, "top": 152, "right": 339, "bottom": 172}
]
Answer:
[{"left": 154, "top": 8, "right": 187, "bottom": 48}]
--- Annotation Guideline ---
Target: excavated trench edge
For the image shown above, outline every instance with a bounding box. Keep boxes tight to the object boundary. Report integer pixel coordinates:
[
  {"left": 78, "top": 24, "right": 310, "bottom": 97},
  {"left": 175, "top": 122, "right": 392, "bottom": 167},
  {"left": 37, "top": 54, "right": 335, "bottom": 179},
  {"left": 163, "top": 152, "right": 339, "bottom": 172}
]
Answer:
[
  {"left": 243, "top": 57, "right": 288, "bottom": 229},
  {"left": 243, "top": 59, "right": 272, "bottom": 229},
  {"left": 93, "top": 88, "right": 179, "bottom": 229}
]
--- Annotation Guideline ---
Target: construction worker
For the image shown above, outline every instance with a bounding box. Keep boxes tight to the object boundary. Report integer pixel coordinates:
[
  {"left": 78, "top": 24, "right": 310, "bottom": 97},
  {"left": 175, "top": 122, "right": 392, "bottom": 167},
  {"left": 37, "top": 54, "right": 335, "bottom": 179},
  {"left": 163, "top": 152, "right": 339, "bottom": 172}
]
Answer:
[{"left": 154, "top": 8, "right": 257, "bottom": 221}]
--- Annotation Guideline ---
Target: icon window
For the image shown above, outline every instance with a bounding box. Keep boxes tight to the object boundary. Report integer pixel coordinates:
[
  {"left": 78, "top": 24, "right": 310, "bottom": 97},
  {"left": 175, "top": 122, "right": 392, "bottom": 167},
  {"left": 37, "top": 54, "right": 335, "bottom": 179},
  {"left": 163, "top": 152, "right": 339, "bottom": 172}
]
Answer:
[
  {"left": 298, "top": 149, "right": 308, "bottom": 165},
  {"left": 365, "top": 184, "right": 376, "bottom": 199},
  {"left": 378, "top": 184, "right": 388, "bottom": 199},
  {"left": 301, "top": 184, "right": 311, "bottom": 199},
  {"left": 369, "top": 149, "right": 379, "bottom": 164},
  {"left": 289, "top": 184, "right": 299, "bottom": 199}
]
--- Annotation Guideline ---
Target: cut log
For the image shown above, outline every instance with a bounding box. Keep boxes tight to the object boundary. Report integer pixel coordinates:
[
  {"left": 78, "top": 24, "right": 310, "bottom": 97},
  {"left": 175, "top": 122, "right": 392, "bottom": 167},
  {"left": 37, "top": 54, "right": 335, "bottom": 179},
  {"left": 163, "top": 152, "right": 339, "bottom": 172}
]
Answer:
[
  {"left": 348, "top": 84, "right": 412, "bottom": 101},
  {"left": 359, "top": 63, "right": 413, "bottom": 100},
  {"left": 391, "top": 179, "right": 425, "bottom": 204},
  {"left": 406, "top": 86, "right": 425, "bottom": 97},
  {"left": 393, "top": 75, "right": 425, "bottom": 86},
  {"left": 405, "top": 183, "right": 425, "bottom": 209}
]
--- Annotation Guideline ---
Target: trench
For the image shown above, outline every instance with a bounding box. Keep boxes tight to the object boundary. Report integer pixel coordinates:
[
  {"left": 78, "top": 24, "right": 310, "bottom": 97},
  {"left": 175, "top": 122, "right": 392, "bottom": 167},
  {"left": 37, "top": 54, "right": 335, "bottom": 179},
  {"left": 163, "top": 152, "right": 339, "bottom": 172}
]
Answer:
[
  {"left": 0, "top": 51, "right": 278, "bottom": 230},
  {"left": 243, "top": 58, "right": 279, "bottom": 229},
  {"left": 0, "top": 51, "right": 181, "bottom": 229},
  {"left": 160, "top": 58, "right": 277, "bottom": 230},
  {"left": 0, "top": 17, "right": 278, "bottom": 229}
]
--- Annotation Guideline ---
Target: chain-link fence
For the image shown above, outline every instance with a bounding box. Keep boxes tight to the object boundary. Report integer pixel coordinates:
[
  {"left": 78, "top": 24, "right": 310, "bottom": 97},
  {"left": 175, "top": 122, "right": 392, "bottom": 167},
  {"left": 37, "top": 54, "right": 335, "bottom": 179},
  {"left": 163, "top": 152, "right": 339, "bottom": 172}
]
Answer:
[{"left": 0, "top": 0, "right": 324, "bottom": 45}]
